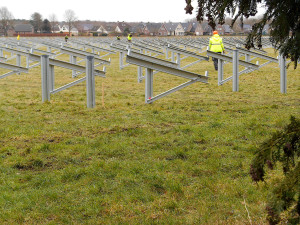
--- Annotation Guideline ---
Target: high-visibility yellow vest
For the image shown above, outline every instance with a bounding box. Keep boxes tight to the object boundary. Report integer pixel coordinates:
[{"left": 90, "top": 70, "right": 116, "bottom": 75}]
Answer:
[
  {"left": 209, "top": 34, "right": 224, "bottom": 52},
  {"left": 128, "top": 35, "right": 132, "bottom": 41}
]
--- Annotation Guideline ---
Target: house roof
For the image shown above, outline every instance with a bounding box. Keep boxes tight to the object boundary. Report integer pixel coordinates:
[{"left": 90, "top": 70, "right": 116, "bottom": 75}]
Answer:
[
  {"left": 164, "top": 22, "right": 179, "bottom": 32},
  {"left": 82, "top": 24, "right": 94, "bottom": 31},
  {"left": 53, "top": 24, "right": 60, "bottom": 32},
  {"left": 223, "top": 24, "right": 233, "bottom": 33},
  {"left": 190, "top": 22, "right": 199, "bottom": 32},
  {"left": 145, "top": 23, "right": 162, "bottom": 33},
  {"left": 116, "top": 22, "right": 131, "bottom": 32},
  {"left": 14, "top": 24, "right": 33, "bottom": 32},
  {"left": 181, "top": 23, "right": 190, "bottom": 31},
  {"left": 130, "top": 23, "right": 145, "bottom": 33},
  {"left": 243, "top": 24, "right": 252, "bottom": 29},
  {"left": 91, "top": 26, "right": 100, "bottom": 31}
]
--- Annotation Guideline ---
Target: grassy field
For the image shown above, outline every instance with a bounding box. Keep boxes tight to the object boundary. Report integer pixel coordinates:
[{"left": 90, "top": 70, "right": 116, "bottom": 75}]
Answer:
[{"left": 0, "top": 37, "right": 299, "bottom": 224}]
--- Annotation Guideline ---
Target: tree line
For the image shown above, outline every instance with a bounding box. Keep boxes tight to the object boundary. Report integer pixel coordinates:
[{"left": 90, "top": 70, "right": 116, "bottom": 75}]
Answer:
[{"left": 0, "top": 7, "right": 77, "bottom": 36}]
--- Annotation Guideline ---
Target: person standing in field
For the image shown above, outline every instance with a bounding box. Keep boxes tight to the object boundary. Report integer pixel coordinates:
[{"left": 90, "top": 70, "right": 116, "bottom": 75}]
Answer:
[
  {"left": 65, "top": 35, "right": 68, "bottom": 42},
  {"left": 209, "top": 31, "right": 225, "bottom": 71},
  {"left": 127, "top": 33, "right": 132, "bottom": 42}
]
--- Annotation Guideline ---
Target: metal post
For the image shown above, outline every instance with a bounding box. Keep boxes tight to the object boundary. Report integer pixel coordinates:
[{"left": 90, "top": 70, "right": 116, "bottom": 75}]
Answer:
[
  {"left": 218, "top": 59, "right": 224, "bottom": 85},
  {"left": 86, "top": 56, "right": 95, "bottom": 108},
  {"left": 138, "top": 49, "right": 143, "bottom": 83},
  {"left": 233, "top": 50, "right": 239, "bottom": 92},
  {"left": 171, "top": 52, "right": 175, "bottom": 62},
  {"left": 119, "top": 51, "right": 124, "bottom": 70},
  {"left": 49, "top": 65, "right": 55, "bottom": 92},
  {"left": 16, "top": 54, "right": 21, "bottom": 75},
  {"left": 145, "top": 68, "right": 153, "bottom": 103},
  {"left": 166, "top": 47, "right": 169, "bottom": 59},
  {"left": 41, "top": 55, "right": 50, "bottom": 102},
  {"left": 245, "top": 54, "right": 250, "bottom": 72},
  {"left": 177, "top": 53, "right": 181, "bottom": 68},
  {"left": 279, "top": 53, "right": 287, "bottom": 93},
  {"left": 72, "top": 55, "right": 77, "bottom": 77},
  {"left": 26, "top": 50, "right": 30, "bottom": 68},
  {"left": 16, "top": 54, "right": 21, "bottom": 66}
]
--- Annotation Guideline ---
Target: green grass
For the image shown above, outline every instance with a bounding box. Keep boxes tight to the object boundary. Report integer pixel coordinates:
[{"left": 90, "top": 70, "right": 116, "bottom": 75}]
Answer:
[{"left": 0, "top": 37, "right": 299, "bottom": 224}]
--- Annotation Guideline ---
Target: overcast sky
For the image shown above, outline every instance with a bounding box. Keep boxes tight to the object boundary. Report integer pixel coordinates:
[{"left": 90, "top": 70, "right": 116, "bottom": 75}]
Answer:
[{"left": 1, "top": 0, "right": 199, "bottom": 22}]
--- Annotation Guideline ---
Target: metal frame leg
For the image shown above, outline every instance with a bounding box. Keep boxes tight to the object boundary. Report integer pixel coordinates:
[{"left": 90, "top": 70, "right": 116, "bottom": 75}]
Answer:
[
  {"left": 41, "top": 55, "right": 50, "bottom": 102},
  {"left": 233, "top": 50, "right": 239, "bottom": 92},
  {"left": 145, "top": 68, "right": 153, "bottom": 103},
  {"left": 218, "top": 59, "right": 224, "bottom": 85},
  {"left": 280, "top": 54, "right": 287, "bottom": 94},
  {"left": 86, "top": 56, "right": 95, "bottom": 108}
]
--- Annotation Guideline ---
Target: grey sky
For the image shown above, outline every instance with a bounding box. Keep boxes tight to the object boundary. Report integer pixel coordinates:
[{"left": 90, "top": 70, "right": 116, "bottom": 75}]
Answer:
[{"left": 1, "top": 0, "right": 197, "bottom": 22}]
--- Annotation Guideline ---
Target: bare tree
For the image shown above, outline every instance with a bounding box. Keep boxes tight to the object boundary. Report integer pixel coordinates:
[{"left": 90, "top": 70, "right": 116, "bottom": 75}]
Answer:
[
  {"left": 48, "top": 13, "right": 58, "bottom": 33},
  {"left": 64, "top": 9, "right": 77, "bottom": 36},
  {"left": 0, "top": 7, "right": 14, "bottom": 36},
  {"left": 30, "top": 12, "right": 43, "bottom": 33}
]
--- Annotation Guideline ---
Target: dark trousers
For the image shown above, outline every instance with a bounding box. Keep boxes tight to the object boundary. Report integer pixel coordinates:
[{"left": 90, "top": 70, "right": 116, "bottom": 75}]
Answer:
[{"left": 212, "top": 52, "right": 222, "bottom": 71}]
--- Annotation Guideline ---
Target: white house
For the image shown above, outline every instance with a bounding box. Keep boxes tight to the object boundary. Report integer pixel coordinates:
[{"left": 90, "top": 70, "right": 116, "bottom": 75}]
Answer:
[{"left": 55, "top": 24, "right": 78, "bottom": 35}]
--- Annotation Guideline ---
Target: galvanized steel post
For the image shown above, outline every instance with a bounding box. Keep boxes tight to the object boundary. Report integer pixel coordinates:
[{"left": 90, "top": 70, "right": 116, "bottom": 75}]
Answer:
[
  {"left": 72, "top": 55, "right": 77, "bottom": 78},
  {"left": 145, "top": 68, "right": 153, "bottom": 103},
  {"left": 166, "top": 47, "right": 169, "bottom": 59},
  {"left": 119, "top": 51, "right": 124, "bottom": 70},
  {"left": 49, "top": 65, "right": 55, "bottom": 92},
  {"left": 233, "top": 50, "right": 239, "bottom": 92},
  {"left": 279, "top": 53, "right": 287, "bottom": 93},
  {"left": 16, "top": 54, "right": 21, "bottom": 75},
  {"left": 138, "top": 49, "right": 143, "bottom": 83},
  {"left": 177, "top": 53, "right": 181, "bottom": 68},
  {"left": 171, "top": 52, "right": 175, "bottom": 62},
  {"left": 41, "top": 55, "right": 50, "bottom": 102},
  {"left": 218, "top": 59, "right": 224, "bottom": 85},
  {"left": 86, "top": 56, "right": 95, "bottom": 108},
  {"left": 245, "top": 54, "right": 250, "bottom": 72}
]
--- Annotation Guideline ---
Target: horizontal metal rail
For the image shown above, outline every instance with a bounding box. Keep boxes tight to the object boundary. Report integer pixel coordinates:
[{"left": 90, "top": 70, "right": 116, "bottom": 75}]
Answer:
[
  {"left": 0, "top": 61, "right": 29, "bottom": 73},
  {"left": 126, "top": 50, "right": 207, "bottom": 82},
  {"left": 207, "top": 51, "right": 259, "bottom": 69},
  {"left": 133, "top": 43, "right": 164, "bottom": 55},
  {"left": 168, "top": 45, "right": 209, "bottom": 61},
  {"left": 127, "top": 50, "right": 179, "bottom": 68},
  {"left": 236, "top": 47, "right": 278, "bottom": 63},
  {"left": 27, "top": 53, "right": 106, "bottom": 77},
  {"left": 60, "top": 47, "right": 110, "bottom": 65}
]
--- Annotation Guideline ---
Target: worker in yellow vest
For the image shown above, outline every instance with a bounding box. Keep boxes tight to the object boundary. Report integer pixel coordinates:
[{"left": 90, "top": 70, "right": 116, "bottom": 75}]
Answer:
[
  {"left": 17, "top": 34, "right": 20, "bottom": 41},
  {"left": 65, "top": 35, "right": 69, "bottom": 42},
  {"left": 209, "top": 31, "right": 225, "bottom": 70},
  {"left": 127, "top": 33, "right": 132, "bottom": 42}
]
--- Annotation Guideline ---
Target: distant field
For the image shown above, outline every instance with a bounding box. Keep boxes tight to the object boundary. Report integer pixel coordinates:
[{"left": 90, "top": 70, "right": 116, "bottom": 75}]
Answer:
[{"left": 0, "top": 37, "right": 299, "bottom": 224}]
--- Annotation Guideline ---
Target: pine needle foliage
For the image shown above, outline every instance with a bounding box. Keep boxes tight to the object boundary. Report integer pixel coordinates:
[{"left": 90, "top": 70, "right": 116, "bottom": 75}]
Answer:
[{"left": 250, "top": 116, "right": 300, "bottom": 224}]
